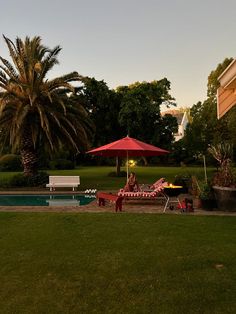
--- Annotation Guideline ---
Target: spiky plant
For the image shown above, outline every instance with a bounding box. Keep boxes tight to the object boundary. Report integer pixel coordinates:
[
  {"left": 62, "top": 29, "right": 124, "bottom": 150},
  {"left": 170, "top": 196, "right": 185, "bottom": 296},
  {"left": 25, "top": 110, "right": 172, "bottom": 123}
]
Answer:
[
  {"left": 208, "top": 143, "right": 235, "bottom": 187},
  {"left": 0, "top": 35, "right": 93, "bottom": 176}
]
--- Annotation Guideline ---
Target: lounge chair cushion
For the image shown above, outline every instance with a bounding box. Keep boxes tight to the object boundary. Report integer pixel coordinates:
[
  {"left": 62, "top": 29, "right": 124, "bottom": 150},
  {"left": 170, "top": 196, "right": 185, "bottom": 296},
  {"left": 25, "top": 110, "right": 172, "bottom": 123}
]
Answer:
[
  {"left": 150, "top": 178, "right": 165, "bottom": 189},
  {"left": 118, "top": 182, "right": 168, "bottom": 198}
]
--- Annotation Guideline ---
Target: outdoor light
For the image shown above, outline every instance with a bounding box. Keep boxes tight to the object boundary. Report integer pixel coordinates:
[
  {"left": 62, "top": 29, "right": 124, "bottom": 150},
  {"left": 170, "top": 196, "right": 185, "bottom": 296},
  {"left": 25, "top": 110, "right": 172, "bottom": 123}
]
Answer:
[{"left": 127, "top": 159, "right": 136, "bottom": 167}]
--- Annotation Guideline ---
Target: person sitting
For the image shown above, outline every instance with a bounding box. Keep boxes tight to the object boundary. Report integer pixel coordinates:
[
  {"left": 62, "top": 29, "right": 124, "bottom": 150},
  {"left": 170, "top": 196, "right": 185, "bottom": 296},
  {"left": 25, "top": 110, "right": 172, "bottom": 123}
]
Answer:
[{"left": 124, "top": 172, "right": 140, "bottom": 192}]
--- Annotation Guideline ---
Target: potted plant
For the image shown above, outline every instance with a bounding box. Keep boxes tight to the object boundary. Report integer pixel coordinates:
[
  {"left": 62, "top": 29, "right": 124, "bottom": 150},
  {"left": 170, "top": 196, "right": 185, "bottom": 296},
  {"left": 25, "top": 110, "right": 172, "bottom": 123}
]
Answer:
[
  {"left": 198, "top": 182, "right": 217, "bottom": 210},
  {"left": 208, "top": 143, "right": 236, "bottom": 211}
]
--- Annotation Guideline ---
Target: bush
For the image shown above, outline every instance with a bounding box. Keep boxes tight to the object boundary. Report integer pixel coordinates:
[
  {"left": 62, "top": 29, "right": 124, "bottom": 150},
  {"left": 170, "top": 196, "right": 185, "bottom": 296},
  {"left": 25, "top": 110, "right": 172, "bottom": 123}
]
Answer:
[
  {"left": 28, "top": 172, "right": 49, "bottom": 187},
  {"left": 198, "top": 182, "right": 215, "bottom": 200},
  {"left": 49, "top": 159, "right": 75, "bottom": 170},
  {"left": 0, "top": 154, "right": 23, "bottom": 171},
  {"left": 9, "top": 171, "right": 49, "bottom": 187}
]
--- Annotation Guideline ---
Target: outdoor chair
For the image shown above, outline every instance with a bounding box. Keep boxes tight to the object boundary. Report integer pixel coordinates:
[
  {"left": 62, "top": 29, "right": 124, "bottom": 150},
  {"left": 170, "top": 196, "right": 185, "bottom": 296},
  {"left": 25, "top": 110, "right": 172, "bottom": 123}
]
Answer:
[
  {"left": 140, "top": 177, "right": 166, "bottom": 191},
  {"left": 118, "top": 179, "right": 168, "bottom": 199},
  {"left": 118, "top": 177, "right": 166, "bottom": 195}
]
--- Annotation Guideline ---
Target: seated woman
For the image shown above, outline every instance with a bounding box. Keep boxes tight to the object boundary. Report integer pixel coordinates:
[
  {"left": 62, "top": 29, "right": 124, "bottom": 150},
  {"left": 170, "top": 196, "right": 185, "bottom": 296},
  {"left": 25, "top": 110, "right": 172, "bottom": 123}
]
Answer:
[{"left": 124, "top": 172, "right": 140, "bottom": 192}]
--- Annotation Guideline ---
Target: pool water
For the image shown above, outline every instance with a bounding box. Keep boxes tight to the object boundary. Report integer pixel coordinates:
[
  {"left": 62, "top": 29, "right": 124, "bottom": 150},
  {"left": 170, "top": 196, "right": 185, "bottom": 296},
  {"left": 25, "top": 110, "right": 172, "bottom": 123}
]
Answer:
[{"left": 0, "top": 194, "right": 96, "bottom": 206}]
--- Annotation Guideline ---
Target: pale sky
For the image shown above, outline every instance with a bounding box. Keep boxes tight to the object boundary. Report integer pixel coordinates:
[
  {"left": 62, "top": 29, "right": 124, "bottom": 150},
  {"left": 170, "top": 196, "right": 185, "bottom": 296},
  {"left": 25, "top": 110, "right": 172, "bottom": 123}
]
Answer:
[{"left": 1, "top": 0, "right": 236, "bottom": 107}]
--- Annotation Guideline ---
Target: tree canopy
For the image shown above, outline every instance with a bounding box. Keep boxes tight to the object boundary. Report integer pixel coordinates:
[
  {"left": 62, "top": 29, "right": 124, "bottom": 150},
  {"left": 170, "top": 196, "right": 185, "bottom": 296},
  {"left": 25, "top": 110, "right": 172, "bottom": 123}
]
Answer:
[
  {"left": 75, "top": 77, "right": 124, "bottom": 147},
  {"left": 182, "top": 57, "right": 236, "bottom": 164},
  {"left": 117, "top": 79, "right": 177, "bottom": 149}
]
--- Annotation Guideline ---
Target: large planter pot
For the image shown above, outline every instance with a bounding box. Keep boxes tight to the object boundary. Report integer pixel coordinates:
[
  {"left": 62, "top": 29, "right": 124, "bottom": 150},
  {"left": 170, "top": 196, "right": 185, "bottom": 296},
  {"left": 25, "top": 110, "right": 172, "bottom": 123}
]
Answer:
[{"left": 213, "top": 186, "right": 236, "bottom": 211}]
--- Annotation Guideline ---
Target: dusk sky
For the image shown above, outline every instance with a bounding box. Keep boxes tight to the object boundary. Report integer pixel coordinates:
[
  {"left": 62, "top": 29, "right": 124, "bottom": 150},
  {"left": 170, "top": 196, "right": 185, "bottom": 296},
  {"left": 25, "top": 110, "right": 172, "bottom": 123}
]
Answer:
[{"left": 1, "top": 0, "right": 236, "bottom": 108}]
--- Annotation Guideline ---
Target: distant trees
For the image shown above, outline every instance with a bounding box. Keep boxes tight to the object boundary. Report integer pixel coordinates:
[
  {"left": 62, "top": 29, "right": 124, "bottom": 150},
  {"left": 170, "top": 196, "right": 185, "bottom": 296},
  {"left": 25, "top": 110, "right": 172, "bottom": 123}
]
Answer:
[
  {"left": 0, "top": 35, "right": 180, "bottom": 173},
  {"left": 181, "top": 57, "right": 236, "bottom": 164},
  {"left": 73, "top": 77, "right": 178, "bottom": 168},
  {"left": 76, "top": 78, "right": 178, "bottom": 152},
  {"left": 77, "top": 57, "right": 236, "bottom": 166},
  {"left": 117, "top": 79, "right": 177, "bottom": 149},
  {"left": 76, "top": 77, "right": 124, "bottom": 147}
]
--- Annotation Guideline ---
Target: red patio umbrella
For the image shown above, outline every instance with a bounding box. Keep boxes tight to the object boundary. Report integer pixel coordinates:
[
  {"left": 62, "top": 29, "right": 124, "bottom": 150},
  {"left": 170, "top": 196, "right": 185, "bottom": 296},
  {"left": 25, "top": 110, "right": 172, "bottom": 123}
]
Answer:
[{"left": 87, "top": 136, "right": 169, "bottom": 180}]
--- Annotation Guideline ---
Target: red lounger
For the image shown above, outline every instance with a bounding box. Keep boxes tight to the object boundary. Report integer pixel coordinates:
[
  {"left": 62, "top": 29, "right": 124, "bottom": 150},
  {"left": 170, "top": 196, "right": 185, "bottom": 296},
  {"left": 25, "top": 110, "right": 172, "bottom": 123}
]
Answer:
[{"left": 118, "top": 181, "right": 168, "bottom": 199}]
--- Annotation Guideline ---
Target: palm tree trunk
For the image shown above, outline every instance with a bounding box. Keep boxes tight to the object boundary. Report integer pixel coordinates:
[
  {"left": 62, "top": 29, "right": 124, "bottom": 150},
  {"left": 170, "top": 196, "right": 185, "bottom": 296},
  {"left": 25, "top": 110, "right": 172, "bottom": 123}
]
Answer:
[
  {"left": 20, "top": 129, "right": 38, "bottom": 176},
  {"left": 20, "top": 148, "right": 38, "bottom": 176}
]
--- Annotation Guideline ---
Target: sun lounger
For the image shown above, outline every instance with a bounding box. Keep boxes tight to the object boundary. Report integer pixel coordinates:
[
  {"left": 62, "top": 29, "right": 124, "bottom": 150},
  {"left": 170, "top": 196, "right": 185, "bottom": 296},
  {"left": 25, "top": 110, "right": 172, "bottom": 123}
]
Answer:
[
  {"left": 118, "top": 178, "right": 167, "bottom": 195},
  {"left": 143, "top": 177, "right": 166, "bottom": 190},
  {"left": 118, "top": 181, "right": 168, "bottom": 199},
  {"left": 97, "top": 192, "right": 123, "bottom": 212}
]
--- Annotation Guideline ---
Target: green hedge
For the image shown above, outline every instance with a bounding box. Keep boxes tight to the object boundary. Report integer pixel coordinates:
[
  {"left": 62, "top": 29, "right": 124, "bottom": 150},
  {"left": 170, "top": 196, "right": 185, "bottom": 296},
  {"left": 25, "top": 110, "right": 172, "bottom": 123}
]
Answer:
[
  {"left": 49, "top": 159, "right": 75, "bottom": 170},
  {"left": 0, "top": 154, "right": 23, "bottom": 171},
  {"left": 8, "top": 172, "right": 49, "bottom": 187}
]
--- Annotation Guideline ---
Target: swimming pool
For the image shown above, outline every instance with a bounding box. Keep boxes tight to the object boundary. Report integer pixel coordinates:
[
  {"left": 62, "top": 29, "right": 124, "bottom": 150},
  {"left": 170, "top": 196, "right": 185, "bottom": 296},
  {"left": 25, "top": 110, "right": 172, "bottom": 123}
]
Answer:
[{"left": 0, "top": 194, "right": 96, "bottom": 206}]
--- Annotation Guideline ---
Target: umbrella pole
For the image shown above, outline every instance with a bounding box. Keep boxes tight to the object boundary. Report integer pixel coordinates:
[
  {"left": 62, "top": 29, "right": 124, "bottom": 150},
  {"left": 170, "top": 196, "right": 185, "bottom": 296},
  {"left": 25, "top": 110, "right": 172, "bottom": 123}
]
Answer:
[{"left": 127, "top": 151, "right": 129, "bottom": 182}]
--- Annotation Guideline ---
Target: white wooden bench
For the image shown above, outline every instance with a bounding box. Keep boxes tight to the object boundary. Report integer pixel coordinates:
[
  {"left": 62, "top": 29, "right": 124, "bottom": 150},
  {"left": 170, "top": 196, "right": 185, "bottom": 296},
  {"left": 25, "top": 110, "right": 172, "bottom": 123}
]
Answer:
[{"left": 46, "top": 176, "right": 80, "bottom": 191}]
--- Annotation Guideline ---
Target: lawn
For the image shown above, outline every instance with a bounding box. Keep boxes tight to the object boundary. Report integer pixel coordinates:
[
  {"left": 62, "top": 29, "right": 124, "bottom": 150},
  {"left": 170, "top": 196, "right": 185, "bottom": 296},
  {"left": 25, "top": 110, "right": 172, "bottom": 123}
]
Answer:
[
  {"left": 49, "top": 166, "right": 216, "bottom": 190},
  {"left": 0, "top": 212, "right": 235, "bottom": 313},
  {"left": 0, "top": 166, "right": 216, "bottom": 190}
]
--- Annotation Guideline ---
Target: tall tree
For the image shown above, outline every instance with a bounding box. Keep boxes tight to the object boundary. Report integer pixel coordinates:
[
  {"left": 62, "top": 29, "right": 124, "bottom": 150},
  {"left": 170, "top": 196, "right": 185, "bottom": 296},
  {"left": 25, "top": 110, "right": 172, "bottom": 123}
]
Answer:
[
  {"left": 207, "top": 58, "right": 233, "bottom": 99},
  {"left": 73, "top": 77, "right": 124, "bottom": 174},
  {"left": 0, "top": 35, "right": 93, "bottom": 176},
  {"left": 117, "top": 79, "right": 176, "bottom": 148},
  {"left": 184, "top": 57, "right": 236, "bottom": 162},
  {"left": 76, "top": 77, "right": 124, "bottom": 146}
]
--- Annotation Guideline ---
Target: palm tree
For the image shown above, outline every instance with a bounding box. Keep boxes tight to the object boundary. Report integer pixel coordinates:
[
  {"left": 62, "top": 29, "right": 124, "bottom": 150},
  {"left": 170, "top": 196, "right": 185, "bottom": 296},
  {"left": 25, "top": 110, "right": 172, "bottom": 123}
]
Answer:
[{"left": 0, "top": 35, "right": 94, "bottom": 176}]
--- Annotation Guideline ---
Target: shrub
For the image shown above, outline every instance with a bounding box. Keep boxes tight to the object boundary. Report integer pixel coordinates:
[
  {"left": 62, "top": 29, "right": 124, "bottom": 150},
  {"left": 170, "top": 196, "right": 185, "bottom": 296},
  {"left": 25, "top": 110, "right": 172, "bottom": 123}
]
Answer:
[
  {"left": 8, "top": 174, "right": 27, "bottom": 187},
  {"left": 198, "top": 182, "right": 215, "bottom": 200},
  {"left": 28, "top": 171, "right": 49, "bottom": 187},
  {"left": 49, "top": 159, "right": 75, "bottom": 170},
  {"left": 9, "top": 171, "right": 49, "bottom": 187},
  {"left": 0, "top": 154, "right": 23, "bottom": 171}
]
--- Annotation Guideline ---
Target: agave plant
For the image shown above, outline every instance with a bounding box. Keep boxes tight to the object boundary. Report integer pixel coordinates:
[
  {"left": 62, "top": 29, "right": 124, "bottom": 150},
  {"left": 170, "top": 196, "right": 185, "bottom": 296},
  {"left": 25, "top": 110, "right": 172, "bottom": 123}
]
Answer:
[
  {"left": 0, "top": 35, "right": 94, "bottom": 176},
  {"left": 208, "top": 143, "right": 235, "bottom": 187}
]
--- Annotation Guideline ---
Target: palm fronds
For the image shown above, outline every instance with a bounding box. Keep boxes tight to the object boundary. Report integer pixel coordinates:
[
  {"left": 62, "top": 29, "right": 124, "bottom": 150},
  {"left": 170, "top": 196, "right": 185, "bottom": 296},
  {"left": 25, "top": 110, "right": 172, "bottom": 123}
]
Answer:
[{"left": 0, "top": 35, "right": 94, "bottom": 175}]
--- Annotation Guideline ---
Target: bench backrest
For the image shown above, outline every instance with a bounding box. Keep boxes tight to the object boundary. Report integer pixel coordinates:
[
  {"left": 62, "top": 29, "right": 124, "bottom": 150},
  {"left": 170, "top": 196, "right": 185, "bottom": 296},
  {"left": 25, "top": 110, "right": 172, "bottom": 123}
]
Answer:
[{"left": 49, "top": 176, "right": 80, "bottom": 185}]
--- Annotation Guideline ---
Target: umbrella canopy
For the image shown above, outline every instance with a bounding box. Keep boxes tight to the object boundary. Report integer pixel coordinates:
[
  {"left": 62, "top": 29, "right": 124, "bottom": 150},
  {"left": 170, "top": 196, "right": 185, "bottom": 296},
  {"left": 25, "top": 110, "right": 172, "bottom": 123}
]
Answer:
[
  {"left": 87, "top": 136, "right": 169, "bottom": 157},
  {"left": 87, "top": 136, "right": 169, "bottom": 179}
]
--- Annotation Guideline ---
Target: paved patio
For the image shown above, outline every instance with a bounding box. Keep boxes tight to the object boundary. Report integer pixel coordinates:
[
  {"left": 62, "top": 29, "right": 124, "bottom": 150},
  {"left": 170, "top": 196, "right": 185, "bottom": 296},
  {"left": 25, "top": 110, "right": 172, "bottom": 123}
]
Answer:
[{"left": 0, "top": 191, "right": 235, "bottom": 216}]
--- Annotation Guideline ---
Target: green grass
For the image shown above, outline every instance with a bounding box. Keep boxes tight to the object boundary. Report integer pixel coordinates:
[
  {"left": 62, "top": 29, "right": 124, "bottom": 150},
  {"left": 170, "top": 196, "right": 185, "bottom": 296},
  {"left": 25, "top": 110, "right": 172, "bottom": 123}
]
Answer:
[
  {"left": 0, "top": 213, "right": 235, "bottom": 313},
  {"left": 0, "top": 166, "right": 216, "bottom": 190},
  {"left": 48, "top": 166, "right": 216, "bottom": 190}
]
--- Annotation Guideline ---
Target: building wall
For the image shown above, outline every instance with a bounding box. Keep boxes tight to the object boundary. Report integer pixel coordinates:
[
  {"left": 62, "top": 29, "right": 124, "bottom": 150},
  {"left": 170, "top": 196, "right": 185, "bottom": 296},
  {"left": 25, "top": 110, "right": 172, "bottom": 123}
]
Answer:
[
  {"left": 217, "top": 59, "right": 236, "bottom": 118},
  {"left": 174, "top": 112, "right": 188, "bottom": 141},
  {"left": 217, "top": 86, "right": 236, "bottom": 118}
]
